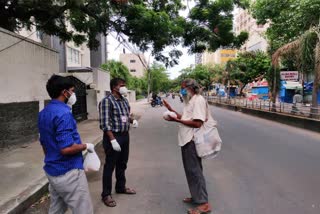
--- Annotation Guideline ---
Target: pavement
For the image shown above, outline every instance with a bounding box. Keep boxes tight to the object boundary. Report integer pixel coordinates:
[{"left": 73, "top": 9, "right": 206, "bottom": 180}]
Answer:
[
  {"left": 88, "top": 98, "right": 320, "bottom": 214},
  {"left": 0, "top": 99, "right": 148, "bottom": 214},
  {"left": 6, "top": 97, "right": 320, "bottom": 214}
]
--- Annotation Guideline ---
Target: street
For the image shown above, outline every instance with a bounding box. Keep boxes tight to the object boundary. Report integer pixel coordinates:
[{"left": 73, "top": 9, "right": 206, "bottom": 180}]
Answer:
[
  {"left": 88, "top": 98, "right": 320, "bottom": 214},
  {"left": 24, "top": 98, "right": 320, "bottom": 214}
]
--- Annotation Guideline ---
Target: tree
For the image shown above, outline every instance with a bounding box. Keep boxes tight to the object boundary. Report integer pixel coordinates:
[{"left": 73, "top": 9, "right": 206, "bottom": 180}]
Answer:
[
  {"left": 271, "top": 25, "right": 320, "bottom": 117},
  {"left": 101, "top": 60, "right": 132, "bottom": 83},
  {"left": 251, "top": 0, "right": 320, "bottom": 51},
  {"left": 233, "top": 51, "right": 271, "bottom": 94},
  {"left": 1, "top": 0, "right": 248, "bottom": 65},
  {"left": 148, "top": 64, "right": 171, "bottom": 93},
  {"left": 180, "top": 65, "right": 215, "bottom": 90},
  {"left": 252, "top": 0, "right": 320, "bottom": 114}
]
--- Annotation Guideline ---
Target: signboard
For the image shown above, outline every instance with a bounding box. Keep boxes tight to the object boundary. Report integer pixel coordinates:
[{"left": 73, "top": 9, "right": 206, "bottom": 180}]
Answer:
[{"left": 280, "top": 71, "right": 299, "bottom": 81}]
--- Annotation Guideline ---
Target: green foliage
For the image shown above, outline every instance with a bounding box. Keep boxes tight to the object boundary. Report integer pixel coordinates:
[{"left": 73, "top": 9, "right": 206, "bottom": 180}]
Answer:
[
  {"left": 300, "top": 31, "right": 318, "bottom": 74},
  {"left": 148, "top": 64, "right": 172, "bottom": 93},
  {"left": 233, "top": 51, "right": 271, "bottom": 88},
  {"left": 251, "top": 0, "right": 320, "bottom": 51},
  {"left": 101, "top": 60, "right": 131, "bottom": 83},
  {"left": 1, "top": 0, "right": 248, "bottom": 65}
]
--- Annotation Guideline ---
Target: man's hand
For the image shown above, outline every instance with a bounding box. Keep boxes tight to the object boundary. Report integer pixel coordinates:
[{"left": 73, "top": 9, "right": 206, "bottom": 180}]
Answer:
[
  {"left": 111, "top": 139, "right": 121, "bottom": 152},
  {"left": 85, "top": 143, "right": 95, "bottom": 153},
  {"left": 162, "top": 99, "right": 173, "bottom": 111},
  {"left": 132, "top": 119, "right": 139, "bottom": 128},
  {"left": 165, "top": 115, "right": 180, "bottom": 122}
]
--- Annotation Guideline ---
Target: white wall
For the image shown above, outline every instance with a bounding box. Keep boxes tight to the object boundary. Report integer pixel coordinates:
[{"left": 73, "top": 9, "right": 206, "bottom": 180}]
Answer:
[
  {"left": 0, "top": 28, "right": 59, "bottom": 109},
  {"left": 93, "top": 68, "right": 110, "bottom": 104}
]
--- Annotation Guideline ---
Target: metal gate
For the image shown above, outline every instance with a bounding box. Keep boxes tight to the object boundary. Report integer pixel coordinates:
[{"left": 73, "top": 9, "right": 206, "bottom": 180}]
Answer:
[{"left": 66, "top": 76, "right": 88, "bottom": 122}]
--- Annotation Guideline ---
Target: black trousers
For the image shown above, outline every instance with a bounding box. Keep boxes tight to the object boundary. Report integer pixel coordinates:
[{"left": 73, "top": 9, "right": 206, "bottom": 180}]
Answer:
[
  {"left": 181, "top": 141, "right": 208, "bottom": 204},
  {"left": 101, "top": 132, "right": 129, "bottom": 198}
]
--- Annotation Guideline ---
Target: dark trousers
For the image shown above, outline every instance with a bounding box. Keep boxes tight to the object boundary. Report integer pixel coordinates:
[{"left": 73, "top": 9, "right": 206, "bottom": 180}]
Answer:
[
  {"left": 182, "top": 141, "right": 208, "bottom": 204},
  {"left": 101, "top": 132, "right": 129, "bottom": 199}
]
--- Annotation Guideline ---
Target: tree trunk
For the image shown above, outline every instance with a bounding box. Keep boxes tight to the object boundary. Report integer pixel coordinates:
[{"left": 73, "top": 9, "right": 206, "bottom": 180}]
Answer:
[
  {"left": 311, "top": 42, "right": 320, "bottom": 118},
  {"left": 271, "top": 67, "right": 277, "bottom": 112}
]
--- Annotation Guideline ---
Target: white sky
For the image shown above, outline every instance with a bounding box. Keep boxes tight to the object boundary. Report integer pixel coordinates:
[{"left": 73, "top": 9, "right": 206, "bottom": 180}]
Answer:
[{"left": 107, "top": 0, "right": 195, "bottom": 79}]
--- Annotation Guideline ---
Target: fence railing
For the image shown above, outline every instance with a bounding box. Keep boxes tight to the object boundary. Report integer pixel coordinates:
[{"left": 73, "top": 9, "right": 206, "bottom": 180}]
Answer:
[{"left": 206, "top": 96, "right": 320, "bottom": 120}]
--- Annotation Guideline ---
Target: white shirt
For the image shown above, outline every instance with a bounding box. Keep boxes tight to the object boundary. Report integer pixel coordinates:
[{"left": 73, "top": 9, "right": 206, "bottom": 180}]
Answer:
[{"left": 178, "top": 95, "right": 216, "bottom": 147}]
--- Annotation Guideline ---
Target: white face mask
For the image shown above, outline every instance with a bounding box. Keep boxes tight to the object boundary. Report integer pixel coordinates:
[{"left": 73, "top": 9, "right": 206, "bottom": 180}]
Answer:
[
  {"left": 119, "top": 86, "right": 128, "bottom": 95},
  {"left": 66, "top": 91, "right": 77, "bottom": 106}
]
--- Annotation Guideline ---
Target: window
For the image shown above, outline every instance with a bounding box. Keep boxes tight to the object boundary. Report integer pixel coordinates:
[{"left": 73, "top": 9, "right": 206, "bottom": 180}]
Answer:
[
  {"left": 67, "top": 47, "right": 80, "bottom": 64},
  {"left": 130, "top": 69, "right": 136, "bottom": 72},
  {"left": 130, "top": 59, "right": 136, "bottom": 63}
]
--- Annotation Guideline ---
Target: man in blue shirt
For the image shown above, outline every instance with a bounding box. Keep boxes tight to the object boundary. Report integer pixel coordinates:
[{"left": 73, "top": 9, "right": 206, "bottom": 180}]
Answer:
[{"left": 38, "top": 75, "right": 94, "bottom": 214}]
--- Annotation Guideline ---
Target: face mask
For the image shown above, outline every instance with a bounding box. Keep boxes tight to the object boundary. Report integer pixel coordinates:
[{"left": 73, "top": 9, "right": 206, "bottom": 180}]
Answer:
[
  {"left": 65, "top": 91, "right": 77, "bottom": 106},
  {"left": 180, "top": 88, "right": 187, "bottom": 96},
  {"left": 119, "top": 86, "right": 128, "bottom": 95}
]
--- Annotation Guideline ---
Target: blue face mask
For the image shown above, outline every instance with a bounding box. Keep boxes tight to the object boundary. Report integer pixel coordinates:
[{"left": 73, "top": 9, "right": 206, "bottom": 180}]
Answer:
[{"left": 180, "top": 88, "right": 187, "bottom": 96}]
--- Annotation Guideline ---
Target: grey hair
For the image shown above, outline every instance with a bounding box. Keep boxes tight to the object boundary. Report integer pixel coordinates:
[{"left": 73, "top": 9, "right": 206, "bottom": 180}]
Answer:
[{"left": 183, "top": 78, "right": 200, "bottom": 94}]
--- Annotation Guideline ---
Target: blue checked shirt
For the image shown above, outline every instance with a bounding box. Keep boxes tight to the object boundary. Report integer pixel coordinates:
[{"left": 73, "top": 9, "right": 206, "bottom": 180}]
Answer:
[
  {"left": 99, "top": 94, "right": 131, "bottom": 133},
  {"left": 38, "top": 100, "right": 83, "bottom": 176}
]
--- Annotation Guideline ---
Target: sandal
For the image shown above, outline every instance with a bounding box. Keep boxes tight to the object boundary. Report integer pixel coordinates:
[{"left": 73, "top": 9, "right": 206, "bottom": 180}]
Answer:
[
  {"left": 102, "top": 195, "right": 117, "bottom": 207},
  {"left": 187, "top": 203, "right": 212, "bottom": 214},
  {"left": 183, "top": 197, "right": 194, "bottom": 204},
  {"left": 116, "top": 187, "right": 136, "bottom": 195}
]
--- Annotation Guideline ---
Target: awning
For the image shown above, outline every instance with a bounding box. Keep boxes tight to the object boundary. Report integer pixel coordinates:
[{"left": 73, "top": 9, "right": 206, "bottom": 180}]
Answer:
[{"left": 283, "top": 81, "right": 303, "bottom": 90}]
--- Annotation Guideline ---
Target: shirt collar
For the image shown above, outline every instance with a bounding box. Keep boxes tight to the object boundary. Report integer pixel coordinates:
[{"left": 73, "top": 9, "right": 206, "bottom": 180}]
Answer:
[
  {"left": 50, "top": 99, "right": 71, "bottom": 109},
  {"left": 111, "top": 93, "right": 125, "bottom": 101}
]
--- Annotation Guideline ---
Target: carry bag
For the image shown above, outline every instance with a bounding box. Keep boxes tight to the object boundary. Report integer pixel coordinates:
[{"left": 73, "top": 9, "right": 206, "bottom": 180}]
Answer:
[
  {"left": 84, "top": 150, "right": 101, "bottom": 172},
  {"left": 194, "top": 102, "right": 222, "bottom": 159}
]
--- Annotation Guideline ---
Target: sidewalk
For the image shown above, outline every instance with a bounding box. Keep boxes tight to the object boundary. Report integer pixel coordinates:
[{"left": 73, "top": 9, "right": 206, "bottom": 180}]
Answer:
[
  {"left": 0, "top": 100, "right": 148, "bottom": 214},
  {"left": 0, "top": 120, "right": 103, "bottom": 214}
]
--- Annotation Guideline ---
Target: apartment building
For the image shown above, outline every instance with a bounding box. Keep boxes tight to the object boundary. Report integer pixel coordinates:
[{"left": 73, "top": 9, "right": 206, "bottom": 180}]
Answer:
[
  {"left": 120, "top": 53, "right": 147, "bottom": 78},
  {"left": 200, "top": 48, "right": 237, "bottom": 65},
  {"left": 234, "top": 8, "right": 269, "bottom": 52}
]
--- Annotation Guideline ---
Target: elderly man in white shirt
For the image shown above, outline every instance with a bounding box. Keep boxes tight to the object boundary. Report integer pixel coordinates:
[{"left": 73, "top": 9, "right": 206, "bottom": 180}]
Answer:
[{"left": 163, "top": 79, "right": 212, "bottom": 214}]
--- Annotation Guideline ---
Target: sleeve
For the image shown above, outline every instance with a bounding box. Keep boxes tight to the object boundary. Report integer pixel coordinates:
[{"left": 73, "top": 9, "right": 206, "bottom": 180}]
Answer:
[
  {"left": 192, "top": 96, "right": 207, "bottom": 122},
  {"left": 55, "top": 113, "right": 75, "bottom": 149},
  {"left": 99, "top": 98, "right": 113, "bottom": 131}
]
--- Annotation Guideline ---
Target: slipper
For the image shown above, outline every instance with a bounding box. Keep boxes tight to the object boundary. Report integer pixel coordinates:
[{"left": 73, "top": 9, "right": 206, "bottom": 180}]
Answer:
[
  {"left": 102, "top": 195, "right": 116, "bottom": 207},
  {"left": 187, "top": 203, "right": 212, "bottom": 214},
  {"left": 187, "top": 208, "right": 211, "bottom": 214},
  {"left": 183, "top": 197, "right": 194, "bottom": 204},
  {"left": 116, "top": 187, "right": 136, "bottom": 194}
]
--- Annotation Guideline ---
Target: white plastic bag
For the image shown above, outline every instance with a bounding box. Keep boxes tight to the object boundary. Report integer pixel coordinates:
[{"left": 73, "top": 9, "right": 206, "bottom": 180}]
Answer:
[
  {"left": 193, "top": 102, "right": 222, "bottom": 159},
  {"left": 84, "top": 151, "right": 101, "bottom": 172},
  {"left": 163, "top": 110, "right": 177, "bottom": 120}
]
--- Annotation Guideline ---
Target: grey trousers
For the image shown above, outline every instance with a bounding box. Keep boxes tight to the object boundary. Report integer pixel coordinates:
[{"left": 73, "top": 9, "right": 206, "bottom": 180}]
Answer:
[
  {"left": 181, "top": 141, "right": 208, "bottom": 204},
  {"left": 46, "top": 169, "right": 93, "bottom": 214}
]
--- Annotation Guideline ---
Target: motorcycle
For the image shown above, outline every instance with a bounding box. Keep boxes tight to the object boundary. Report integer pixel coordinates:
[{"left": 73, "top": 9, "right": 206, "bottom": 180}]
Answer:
[{"left": 151, "top": 97, "right": 163, "bottom": 107}]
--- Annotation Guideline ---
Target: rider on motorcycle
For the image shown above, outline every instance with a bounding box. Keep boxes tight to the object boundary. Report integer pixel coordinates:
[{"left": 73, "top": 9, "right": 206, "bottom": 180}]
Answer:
[{"left": 152, "top": 92, "right": 161, "bottom": 105}]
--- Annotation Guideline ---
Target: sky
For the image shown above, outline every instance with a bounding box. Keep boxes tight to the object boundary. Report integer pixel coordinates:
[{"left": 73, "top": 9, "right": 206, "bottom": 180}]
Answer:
[{"left": 107, "top": 0, "right": 195, "bottom": 80}]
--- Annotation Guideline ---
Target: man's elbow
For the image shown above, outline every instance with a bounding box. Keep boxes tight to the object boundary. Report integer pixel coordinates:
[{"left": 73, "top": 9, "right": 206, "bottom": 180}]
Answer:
[{"left": 194, "top": 122, "right": 203, "bottom": 128}]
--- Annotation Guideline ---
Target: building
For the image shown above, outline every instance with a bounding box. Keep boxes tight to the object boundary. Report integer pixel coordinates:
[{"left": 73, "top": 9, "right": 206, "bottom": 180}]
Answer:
[
  {"left": 201, "top": 48, "right": 237, "bottom": 65},
  {"left": 120, "top": 53, "right": 147, "bottom": 77},
  {"left": 0, "top": 27, "right": 59, "bottom": 147},
  {"left": 234, "top": 8, "right": 269, "bottom": 52},
  {"left": 195, "top": 53, "right": 203, "bottom": 65}
]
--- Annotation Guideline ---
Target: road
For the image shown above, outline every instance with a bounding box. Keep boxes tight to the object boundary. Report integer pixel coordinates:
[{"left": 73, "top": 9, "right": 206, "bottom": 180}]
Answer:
[{"left": 25, "top": 97, "right": 320, "bottom": 214}]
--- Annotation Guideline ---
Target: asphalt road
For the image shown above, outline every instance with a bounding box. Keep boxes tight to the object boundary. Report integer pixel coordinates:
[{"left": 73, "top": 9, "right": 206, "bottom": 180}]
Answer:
[{"left": 25, "top": 97, "right": 320, "bottom": 214}]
